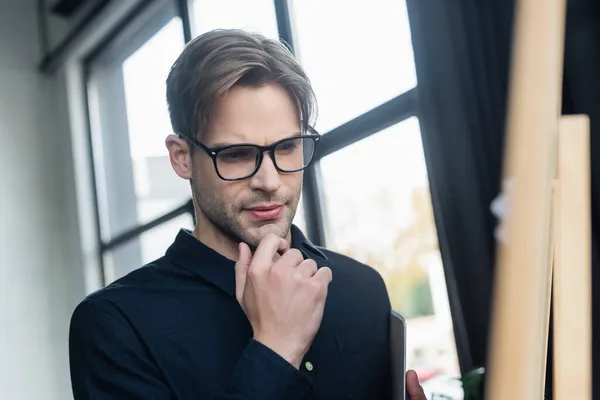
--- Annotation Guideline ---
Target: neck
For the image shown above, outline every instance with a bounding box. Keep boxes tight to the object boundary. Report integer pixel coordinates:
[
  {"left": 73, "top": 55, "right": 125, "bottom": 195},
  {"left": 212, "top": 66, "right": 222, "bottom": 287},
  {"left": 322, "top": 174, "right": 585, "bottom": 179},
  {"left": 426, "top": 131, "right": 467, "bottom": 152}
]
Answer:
[{"left": 192, "top": 220, "right": 239, "bottom": 261}]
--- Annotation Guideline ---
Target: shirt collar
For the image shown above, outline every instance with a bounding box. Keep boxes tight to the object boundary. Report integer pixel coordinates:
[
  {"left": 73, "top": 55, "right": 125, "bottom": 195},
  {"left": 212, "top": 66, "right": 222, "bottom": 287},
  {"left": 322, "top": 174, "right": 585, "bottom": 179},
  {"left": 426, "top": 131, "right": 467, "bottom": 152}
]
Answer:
[{"left": 165, "top": 225, "right": 328, "bottom": 297}]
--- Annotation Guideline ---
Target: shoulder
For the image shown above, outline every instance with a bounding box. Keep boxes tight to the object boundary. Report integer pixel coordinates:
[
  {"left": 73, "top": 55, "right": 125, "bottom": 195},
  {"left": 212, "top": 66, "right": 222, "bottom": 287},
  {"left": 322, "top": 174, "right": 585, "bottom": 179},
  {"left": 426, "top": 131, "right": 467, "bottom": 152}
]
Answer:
[
  {"left": 70, "top": 257, "right": 179, "bottom": 328},
  {"left": 69, "top": 267, "right": 149, "bottom": 331},
  {"left": 68, "top": 270, "right": 167, "bottom": 387},
  {"left": 318, "top": 247, "right": 390, "bottom": 306},
  {"left": 319, "top": 247, "right": 386, "bottom": 285},
  {"left": 83, "top": 259, "right": 164, "bottom": 301},
  {"left": 70, "top": 292, "right": 124, "bottom": 338},
  {"left": 318, "top": 247, "right": 392, "bottom": 344}
]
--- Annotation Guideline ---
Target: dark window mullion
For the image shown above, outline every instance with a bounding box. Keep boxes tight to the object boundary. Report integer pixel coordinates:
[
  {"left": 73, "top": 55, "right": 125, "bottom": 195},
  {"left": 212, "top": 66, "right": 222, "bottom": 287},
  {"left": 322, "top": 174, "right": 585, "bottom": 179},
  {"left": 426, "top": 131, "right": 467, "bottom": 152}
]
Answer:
[
  {"left": 316, "top": 88, "right": 418, "bottom": 161},
  {"left": 273, "top": 0, "right": 325, "bottom": 245},
  {"left": 176, "top": 0, "right": 193, "bottom": 43},
  {"left": 305, "top": 88, "right": 417, "bottom": 247},
  {"left": 274, "top": 0, "right": 295, "bottom": 52},
  {"left": 303, "top": 163, "right": 327, "bottom": 246},
  {"left": 83, "top": 66, "right": 107, "bottom": 286}
]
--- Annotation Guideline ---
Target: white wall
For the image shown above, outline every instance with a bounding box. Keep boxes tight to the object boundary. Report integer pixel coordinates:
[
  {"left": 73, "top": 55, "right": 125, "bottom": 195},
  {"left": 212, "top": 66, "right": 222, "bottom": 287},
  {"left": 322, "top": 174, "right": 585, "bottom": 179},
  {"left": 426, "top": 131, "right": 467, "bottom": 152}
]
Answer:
[{"left": 0, "top": 1, "right": 87, "bottom": 398}]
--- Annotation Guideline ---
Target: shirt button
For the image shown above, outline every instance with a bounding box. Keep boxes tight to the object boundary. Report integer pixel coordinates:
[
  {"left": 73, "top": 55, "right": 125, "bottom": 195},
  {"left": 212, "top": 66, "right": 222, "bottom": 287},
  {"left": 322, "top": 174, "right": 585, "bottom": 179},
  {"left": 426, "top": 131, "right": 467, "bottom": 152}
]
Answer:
[{"left": 305, "top": 361, "right": 314, "bottom": 371}]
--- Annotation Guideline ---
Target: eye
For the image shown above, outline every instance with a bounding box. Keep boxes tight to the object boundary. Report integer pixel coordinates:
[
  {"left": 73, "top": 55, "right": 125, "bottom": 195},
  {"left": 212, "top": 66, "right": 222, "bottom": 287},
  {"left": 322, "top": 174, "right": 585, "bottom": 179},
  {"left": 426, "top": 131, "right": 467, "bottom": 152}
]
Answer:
[
  {"left": 217, "top": 146, "right": 257, "bottom": 163},
  {"left": 277, "top": 139, "right": 301, "bottom": 154}
]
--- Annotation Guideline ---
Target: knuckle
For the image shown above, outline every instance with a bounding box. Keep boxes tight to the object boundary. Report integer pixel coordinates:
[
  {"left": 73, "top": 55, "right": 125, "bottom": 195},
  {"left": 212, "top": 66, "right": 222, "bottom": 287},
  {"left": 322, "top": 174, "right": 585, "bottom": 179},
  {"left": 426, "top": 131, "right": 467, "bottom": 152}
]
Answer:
[
  {"left": 248, "top": 265, "right": 264, "bottom": 279},
  {"left": 303, "top": 261, "right": 318, "bottom": 276},
  {"left": 246, "top": 272, "right": 258, "bottom": 284},
  {"left": 279, "top": 248, "right": 303, "bottom": 266},
  {"left": 288, "top": 248, "right": 303, "bottom": 262},
  {"left": 292, "top": 269, "right": 304, "bottom": 282}
]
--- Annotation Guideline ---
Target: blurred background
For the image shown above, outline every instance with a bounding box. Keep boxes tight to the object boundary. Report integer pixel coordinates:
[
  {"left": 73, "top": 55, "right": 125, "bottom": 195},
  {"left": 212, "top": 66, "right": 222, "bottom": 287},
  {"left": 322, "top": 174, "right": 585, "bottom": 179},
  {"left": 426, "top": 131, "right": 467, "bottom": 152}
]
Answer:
[{"left": 1, "top": 0, "right": 599, "bottom": 399}]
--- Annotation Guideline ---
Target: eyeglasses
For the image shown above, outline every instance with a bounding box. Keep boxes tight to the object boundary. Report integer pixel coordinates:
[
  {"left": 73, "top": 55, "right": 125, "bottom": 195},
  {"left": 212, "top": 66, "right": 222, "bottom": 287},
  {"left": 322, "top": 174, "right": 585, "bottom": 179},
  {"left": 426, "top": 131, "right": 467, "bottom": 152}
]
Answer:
[{"left": 179, "top": 127, "right": 321, "bottom": 181}]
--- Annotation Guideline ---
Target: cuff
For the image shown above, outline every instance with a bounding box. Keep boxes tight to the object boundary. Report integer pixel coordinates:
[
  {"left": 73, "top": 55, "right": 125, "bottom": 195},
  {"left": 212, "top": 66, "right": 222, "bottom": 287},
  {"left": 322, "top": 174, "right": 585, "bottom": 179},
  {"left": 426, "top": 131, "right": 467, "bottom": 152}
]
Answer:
[{"left": 229, "top": 339, "right": 315, "bottom": 400}]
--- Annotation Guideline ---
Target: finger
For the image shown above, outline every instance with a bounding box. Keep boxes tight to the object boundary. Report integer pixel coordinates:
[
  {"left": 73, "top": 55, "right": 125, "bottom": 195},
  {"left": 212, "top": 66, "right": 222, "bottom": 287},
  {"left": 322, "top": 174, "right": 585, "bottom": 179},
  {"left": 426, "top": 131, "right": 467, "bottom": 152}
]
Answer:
[
  {"left": 313, "top": 266, "right": 333, "bottom": 284},
  {"left": 274, "top": 248, "right": 304, "bottom": 268},
  {"left": 272, "top": 252, "right": 282, "bottom": 263},
  {"left": 252, "top": 234, "right": 290, "bottom": 270},
  {"left": 235, "top": 242, "right": 252, "bottom": 306},
  {"left": 277, "top": 237, "right": 290, "bottom": 255},
  {"left": 295, "top": 259, "right": 318, "bottom": 278},
  {"left": 272, "top": 238, "right": 290, "bottom": 262},
  {"left": 406, "top": 370, "right": 426, "bottom": 400}
]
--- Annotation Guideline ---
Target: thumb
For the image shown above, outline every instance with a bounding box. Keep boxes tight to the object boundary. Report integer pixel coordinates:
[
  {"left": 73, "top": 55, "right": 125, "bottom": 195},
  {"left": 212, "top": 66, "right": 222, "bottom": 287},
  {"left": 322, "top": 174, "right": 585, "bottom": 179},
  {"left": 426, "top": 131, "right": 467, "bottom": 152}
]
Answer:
[
  {"left": 235, "top": 242, "right": 252, "bottom": 307},
  {"left": 406, "top": 370, "right": 427, "bottom": 400}
]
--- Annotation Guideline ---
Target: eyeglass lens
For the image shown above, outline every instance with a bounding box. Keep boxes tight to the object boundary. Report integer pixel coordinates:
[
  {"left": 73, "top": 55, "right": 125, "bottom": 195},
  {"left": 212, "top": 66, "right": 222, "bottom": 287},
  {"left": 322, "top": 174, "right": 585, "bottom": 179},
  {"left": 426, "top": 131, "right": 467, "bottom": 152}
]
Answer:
[{"left": 215, "top": 136, "right": 316, "bottom": 180}]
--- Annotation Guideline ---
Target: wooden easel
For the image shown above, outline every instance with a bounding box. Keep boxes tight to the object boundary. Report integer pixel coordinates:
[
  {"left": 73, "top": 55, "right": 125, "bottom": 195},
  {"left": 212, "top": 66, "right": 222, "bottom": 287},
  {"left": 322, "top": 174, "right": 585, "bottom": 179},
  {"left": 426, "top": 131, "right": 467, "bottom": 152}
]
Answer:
[{"left": 484, "top": 0, "right": 592, "bottom": 399}]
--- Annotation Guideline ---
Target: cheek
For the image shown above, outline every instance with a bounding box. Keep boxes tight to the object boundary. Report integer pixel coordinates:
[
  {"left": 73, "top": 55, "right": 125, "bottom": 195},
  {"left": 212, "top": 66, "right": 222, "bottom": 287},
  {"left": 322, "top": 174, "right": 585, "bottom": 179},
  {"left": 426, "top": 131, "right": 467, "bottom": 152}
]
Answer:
[
  {"left": 195, "top": 169, "right": 246, "bottom": 208},
  {"left": 193, "top": 160, "right": 225, "bottom": 199},
  {"left": 282, "top": 173, "right": 303, "bottom": 194}
]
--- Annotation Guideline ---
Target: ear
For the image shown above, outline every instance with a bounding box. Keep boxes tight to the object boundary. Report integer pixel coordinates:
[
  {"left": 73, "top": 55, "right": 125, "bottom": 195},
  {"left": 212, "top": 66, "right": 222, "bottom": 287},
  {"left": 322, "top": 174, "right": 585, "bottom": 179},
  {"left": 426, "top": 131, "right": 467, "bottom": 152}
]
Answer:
[{"left": 165, "top": 134, "right": 193, "bottom": 180}]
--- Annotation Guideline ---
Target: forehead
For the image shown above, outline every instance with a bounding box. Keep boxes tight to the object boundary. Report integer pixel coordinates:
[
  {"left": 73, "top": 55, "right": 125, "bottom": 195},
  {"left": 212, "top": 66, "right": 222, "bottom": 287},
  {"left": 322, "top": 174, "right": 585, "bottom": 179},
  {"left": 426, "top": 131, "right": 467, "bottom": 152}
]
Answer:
[{"left": 203, "top": 83, "right": 301, "bottom": 147}]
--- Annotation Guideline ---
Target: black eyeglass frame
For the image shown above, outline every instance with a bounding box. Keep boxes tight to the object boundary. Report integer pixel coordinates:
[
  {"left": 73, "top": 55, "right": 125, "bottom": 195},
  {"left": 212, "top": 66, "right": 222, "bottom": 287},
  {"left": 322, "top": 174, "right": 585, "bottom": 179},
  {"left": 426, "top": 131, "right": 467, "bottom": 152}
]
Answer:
[{"left": 177, "top": 126, "right": 322, "bottom": 181}]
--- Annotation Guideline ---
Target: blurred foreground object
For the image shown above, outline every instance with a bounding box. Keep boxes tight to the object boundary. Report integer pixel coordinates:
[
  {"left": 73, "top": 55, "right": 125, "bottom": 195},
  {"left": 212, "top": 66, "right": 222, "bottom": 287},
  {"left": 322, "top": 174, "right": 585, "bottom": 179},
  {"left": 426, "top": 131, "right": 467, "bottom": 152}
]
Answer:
[{"left": 485, "top": 0, "right": 591, "bottom": 399}]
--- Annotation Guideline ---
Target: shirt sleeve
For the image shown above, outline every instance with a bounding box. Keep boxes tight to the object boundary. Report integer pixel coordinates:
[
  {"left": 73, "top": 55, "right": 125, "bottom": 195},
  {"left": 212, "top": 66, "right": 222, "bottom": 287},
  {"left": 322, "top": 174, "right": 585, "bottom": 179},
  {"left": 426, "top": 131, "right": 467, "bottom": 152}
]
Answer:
[
  {"left": 69, "top": 298, "right": 315, "bottom": 400},
  {"left": 220, "top": 339, "right": 315, "bottom": 400}
]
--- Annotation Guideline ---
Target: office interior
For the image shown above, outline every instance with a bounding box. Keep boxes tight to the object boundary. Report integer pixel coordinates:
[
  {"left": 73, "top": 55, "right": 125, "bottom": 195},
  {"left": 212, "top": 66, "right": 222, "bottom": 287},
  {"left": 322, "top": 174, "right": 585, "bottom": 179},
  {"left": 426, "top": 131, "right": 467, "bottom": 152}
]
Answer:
[{"left": 1, "top": 0, "right": 599, "bottom": 399}]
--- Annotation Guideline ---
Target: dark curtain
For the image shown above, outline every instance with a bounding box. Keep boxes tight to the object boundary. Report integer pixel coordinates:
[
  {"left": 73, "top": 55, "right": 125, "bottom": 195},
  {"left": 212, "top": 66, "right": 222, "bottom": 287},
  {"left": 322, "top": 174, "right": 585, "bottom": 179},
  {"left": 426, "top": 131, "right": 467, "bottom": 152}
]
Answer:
[
  {"left": 406, "top": 0, "right": 600, "bottom": 399},
  {"left": 405, "top": 0, "right": 514, "bottom": 374}
]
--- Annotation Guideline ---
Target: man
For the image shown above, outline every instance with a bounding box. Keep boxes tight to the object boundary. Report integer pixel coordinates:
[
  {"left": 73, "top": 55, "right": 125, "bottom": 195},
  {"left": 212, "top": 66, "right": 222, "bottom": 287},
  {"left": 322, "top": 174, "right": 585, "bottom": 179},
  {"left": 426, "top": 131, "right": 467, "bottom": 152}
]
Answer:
[{"left": 69, "top": 29, "right": 427, "bottom": 400}]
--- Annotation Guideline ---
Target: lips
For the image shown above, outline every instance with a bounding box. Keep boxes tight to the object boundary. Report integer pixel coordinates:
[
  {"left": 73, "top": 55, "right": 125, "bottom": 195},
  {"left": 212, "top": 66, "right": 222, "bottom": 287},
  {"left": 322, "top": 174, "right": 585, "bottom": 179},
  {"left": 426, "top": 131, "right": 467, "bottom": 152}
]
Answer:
[{"left": 246, "top": 204, "right": 284, "bottom": 221}]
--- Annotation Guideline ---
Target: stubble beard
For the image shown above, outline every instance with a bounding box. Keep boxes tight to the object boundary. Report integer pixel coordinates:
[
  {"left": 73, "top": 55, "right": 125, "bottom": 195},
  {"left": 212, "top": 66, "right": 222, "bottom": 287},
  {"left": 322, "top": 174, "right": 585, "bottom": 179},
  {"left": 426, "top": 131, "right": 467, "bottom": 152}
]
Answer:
[{"left": 192, "top": 179, "right": 300, "bottom": 249}]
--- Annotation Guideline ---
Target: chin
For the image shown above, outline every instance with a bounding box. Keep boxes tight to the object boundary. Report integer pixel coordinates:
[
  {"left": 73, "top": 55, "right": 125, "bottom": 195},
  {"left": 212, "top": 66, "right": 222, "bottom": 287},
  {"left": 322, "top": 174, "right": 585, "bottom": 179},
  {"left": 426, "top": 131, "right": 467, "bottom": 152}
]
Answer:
[{"left": 243, "top": 219, "right": 290, "bottom": 246}]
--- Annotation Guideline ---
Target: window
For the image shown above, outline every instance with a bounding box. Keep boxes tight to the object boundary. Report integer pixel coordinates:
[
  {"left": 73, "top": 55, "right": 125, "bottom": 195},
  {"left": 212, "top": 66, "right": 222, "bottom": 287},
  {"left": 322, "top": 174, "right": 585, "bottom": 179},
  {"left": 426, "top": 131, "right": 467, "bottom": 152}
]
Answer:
[
  {"left": 289, "top": 0, "right": 417, "bottom": 133},
  {"left": 87, "top": 2, "right": 193, "bottom": 281},
  {"left": 293, "top": 196, "right": 307, "bottom": 234},
  {"left": 121, "top": 18, "right": 189, "bottom": 231},
  {"left": 88, "top": 12, "right": 188, "bottom": 242},
  {"left": 319, "top": 117, "right": 460, "bottom": 376},
  {"left": 103, "top": 213, "right": 194, "bottom": 283},
  {"left": 190, "top": 0, "right": 279, "bottom": 38}
]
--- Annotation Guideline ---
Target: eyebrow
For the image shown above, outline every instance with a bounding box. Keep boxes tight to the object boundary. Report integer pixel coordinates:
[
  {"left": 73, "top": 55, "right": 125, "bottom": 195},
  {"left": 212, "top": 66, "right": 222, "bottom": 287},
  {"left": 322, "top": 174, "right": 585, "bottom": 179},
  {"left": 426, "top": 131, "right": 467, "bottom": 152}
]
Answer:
[
  {"left": 210, "top": 141, "right": 236, "bottom": 148},
  {"left": 208, "top": 132, "right": 303, "bottom": 148}
]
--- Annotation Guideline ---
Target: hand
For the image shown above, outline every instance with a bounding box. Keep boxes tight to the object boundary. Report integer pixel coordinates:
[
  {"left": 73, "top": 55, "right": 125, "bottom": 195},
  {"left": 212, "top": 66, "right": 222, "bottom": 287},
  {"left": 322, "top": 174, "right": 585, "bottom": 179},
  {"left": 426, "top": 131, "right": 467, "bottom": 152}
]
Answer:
[
  {"left": 235, "top": 234, "right": 333, "bottom": 369},
  {"left": 406, "top": 370, "right": 427, "bottom": 399}
]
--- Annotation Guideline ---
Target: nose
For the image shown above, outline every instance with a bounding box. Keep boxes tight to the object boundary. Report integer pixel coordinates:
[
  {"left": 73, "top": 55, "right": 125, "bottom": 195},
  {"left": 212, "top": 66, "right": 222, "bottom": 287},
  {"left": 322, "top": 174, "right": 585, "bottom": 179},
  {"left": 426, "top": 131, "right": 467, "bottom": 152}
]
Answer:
[{"left": 249, "top": 153, "right": 282, "bottom": 192}]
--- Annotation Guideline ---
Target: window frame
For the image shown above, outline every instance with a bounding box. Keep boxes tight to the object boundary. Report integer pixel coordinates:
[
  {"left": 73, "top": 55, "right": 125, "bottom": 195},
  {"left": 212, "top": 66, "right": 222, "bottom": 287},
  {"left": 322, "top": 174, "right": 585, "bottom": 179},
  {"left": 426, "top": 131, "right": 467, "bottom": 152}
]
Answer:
[{"left": 83, "top": 0, "right": 192, "bottom": 282}]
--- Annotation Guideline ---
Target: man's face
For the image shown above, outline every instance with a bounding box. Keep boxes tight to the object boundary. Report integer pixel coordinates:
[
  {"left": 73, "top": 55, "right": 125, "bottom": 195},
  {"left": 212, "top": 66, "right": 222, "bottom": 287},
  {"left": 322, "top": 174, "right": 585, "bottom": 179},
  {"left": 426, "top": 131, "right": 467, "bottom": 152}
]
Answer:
[{"left": 190, "top": 83, "right": 303, "bottom": 248}]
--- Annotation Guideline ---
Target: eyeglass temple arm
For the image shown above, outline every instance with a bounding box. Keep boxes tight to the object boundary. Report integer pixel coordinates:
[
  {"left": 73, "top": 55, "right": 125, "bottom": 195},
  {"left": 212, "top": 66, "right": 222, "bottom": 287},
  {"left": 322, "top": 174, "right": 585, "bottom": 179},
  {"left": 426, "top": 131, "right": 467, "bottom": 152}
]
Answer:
[{"left": 176, "top": 133, "right": 210, "bottom": 151}]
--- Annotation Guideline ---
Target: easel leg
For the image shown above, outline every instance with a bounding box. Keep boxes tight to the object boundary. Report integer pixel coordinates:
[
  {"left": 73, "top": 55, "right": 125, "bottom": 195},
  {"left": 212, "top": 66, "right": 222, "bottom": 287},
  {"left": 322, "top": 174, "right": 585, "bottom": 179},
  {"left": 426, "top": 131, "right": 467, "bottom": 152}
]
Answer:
[
  {"left": 485, "top": 0, "right": 566, "bottom": 396},
  {"left": 553, "top": 115, "right": 592, "bottom": 399}
]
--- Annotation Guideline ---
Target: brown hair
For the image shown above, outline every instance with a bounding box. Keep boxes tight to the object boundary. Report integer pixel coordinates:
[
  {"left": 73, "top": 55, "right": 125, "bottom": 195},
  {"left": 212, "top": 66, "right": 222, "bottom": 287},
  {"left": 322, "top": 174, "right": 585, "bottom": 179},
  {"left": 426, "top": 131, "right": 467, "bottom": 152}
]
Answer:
[{"left": 166, "top": 29, "right": 317, "bottom": 140}]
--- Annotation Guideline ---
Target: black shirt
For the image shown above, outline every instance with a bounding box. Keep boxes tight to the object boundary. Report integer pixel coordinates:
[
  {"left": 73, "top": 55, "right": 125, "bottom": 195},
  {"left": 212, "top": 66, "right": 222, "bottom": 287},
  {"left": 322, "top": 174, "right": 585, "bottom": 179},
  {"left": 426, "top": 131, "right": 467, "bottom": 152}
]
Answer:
[{"left": 69, "top": 225, "right": 392, "bottom": 399}]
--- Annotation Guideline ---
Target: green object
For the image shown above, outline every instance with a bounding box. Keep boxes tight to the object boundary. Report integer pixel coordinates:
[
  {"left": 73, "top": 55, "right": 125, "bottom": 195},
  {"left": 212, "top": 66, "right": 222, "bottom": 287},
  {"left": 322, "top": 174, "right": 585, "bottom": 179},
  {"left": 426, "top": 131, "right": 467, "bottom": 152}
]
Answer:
[
  {"left": 459, "top": 367, "right": 485, "bottom": 400},
  {"left": 457, "top": 367, "right": 546, "bottom": 400}
]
